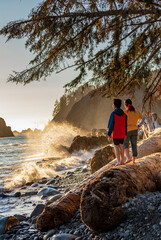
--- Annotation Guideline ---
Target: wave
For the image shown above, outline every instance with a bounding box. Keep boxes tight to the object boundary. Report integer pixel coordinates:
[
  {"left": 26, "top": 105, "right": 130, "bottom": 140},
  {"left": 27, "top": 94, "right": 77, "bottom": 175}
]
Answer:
[
  {"left": 4, "top": 149, "right": 95, "bottom": 189},
  {"left": 3, "top": 122, "right": 90, "bottom": 189}
]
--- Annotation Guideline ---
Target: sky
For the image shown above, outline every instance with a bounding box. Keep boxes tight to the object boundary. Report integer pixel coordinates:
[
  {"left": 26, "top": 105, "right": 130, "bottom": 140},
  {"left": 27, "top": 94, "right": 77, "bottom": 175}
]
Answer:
[{"left": 0, "top": 0, "right": 77, "bottom": 131}]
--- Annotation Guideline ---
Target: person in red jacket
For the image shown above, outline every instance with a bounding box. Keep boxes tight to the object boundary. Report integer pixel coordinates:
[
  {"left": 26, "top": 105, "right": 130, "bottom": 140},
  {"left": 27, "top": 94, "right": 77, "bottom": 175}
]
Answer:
[{"left": 107, "top": 98, "right": 127, "bottom": 166}]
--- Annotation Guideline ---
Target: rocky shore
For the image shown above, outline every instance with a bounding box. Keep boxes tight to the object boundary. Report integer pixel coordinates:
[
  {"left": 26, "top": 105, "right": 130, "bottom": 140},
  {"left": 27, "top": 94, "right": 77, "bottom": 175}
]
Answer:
[
  {"left": 0, "top": 160, "right": 161, "bottom": 240},
  {"left": 1, "top": 132, "right": 161, "bottom": 240}
]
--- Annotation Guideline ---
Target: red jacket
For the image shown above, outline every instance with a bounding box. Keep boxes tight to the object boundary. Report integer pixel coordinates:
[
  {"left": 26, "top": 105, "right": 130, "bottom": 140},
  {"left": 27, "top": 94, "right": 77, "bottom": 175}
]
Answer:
[{"left": 108, "top": 108, "right": 127, "bottom": 139}]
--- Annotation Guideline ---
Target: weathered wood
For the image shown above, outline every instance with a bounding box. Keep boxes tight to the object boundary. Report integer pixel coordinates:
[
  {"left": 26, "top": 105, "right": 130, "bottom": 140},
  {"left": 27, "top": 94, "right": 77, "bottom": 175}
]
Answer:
[
  {"left": 0, "top": 216, "right": 19, "bottom": 234},
  {"left": 80, "top": 153, "right": 161, "bottom": 232},
  {"left": 37, "top": 131, "right": 161, "bottom": 231},
  {"left": 37, "top": 193, "right": 80, "bottom": 231},
  {"left": 137, "top": 130, "right": 161, "bottom": 158}
]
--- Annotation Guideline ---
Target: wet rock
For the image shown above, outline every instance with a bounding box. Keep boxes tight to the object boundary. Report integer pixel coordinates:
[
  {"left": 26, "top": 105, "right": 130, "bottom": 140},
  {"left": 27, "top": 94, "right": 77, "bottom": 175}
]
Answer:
[
  {"left": 90, "top": 145, "right": 115, "bottom": 173},
  {"left": 47, "top": 184, "right": 59, "bottom": 189},
  {"left": 31, "top": 204, "right": 45, "bottom": 218},
  {"left": 46, "top": 194, "right": 63, "bottom": 205},
  {"left": 14, "top": 214, "right": 26, "bottom": 222},
  {"left": 26, "top": 181, "right": 35, "bottom": 186},
  {"left": 0, "top": 216, "right": 19, "bottom": 234},
  {"left": 38, "top": 188, "right": 59, "bottom": 197},
  {"left": 44, "top": 229, "right": 56, "bottom": 240},
  {"left": 14, "top": 191, "right": 21, "bottom": 197},
  {"left": 68, "top": 135, "right": 110, "bottom": 153},
  {"left": 0, "top": 193, "right": 11, "bottom": 198},
  {"left": 50, "top": 234, "right": 78, "bottom": 240},
  {"left": 39, "top": 178, "right": 48, "bottom": 184},
  {"left": 24, "top": 190, "right": 38, "bottom": 196},
  {"left": 31, "top": 183, "right": 39, "bottom": 187},
  {"left": 0, "top": 234, "right": 10, "bottom": 240},
  {"left": 46, "top": 179, "right": 56, "bottom": 185}
]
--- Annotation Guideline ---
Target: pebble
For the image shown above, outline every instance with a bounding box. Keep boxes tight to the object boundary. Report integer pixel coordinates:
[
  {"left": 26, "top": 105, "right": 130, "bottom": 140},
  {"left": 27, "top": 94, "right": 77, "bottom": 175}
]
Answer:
[
  {"left": 46, "top": 194, "right": 63, "bottom": 205},
  {"left": 38, "top": 188, "right": 59, "bottom": 197},
  {"left": 2, "top": 167, "right": 161, "bottom": 240},
  {"left": 14, "top": 191, "right": 21, "bottom": 197}
]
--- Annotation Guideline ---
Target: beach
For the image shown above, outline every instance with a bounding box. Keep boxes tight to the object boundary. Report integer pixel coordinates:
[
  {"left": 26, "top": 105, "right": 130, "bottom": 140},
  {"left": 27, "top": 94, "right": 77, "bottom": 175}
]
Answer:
[{"left": 0, "top": 125, "right": 161, "bottom": 239}]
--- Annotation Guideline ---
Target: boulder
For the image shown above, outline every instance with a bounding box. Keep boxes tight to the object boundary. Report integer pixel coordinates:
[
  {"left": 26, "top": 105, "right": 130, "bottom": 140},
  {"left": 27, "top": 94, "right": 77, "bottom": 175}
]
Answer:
[
  {"left": 90, "top": 145, "right": 115, "bottom": 173},
  {"left": 0, "top": 216, "right": 19, "bottom": 234},
  {"left": 37, "top": 193, "right": 80, "bottom": 231},
  {"left": 0, "top": 118, "right": 14, "bottom": 138},
  {"left": 80, "top": 153, "right": 161, "bottom": 232},
  {"left": 68, "top": 135, "right": 110, "bottom": 153}
]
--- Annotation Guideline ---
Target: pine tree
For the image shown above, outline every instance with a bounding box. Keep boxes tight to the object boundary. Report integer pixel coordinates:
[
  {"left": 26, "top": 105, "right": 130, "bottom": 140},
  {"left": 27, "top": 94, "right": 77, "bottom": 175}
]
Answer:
[{"left": 0, "top": 0, "right": 161, "bottom": 106}]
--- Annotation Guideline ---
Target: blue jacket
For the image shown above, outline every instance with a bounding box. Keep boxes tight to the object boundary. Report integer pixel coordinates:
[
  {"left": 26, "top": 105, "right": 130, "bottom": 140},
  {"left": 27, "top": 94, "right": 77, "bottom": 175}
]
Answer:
[{"left": 108, "top": 108, "right": 127, "bottom": 138}]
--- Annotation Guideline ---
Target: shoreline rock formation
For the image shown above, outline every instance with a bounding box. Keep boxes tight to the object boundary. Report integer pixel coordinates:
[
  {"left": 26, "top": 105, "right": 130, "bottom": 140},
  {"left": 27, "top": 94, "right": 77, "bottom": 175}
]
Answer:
[
  {"left": 0, "top": 118, "right": 14, "bottom": 138},
  {"left": 68, "top": 135, "right": 111, "bottom": 153}
]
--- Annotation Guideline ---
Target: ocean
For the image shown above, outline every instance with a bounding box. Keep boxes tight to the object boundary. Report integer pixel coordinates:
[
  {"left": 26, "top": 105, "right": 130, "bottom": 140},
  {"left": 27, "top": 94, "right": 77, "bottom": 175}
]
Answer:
[{"left": 0, "top": 123, "right": 95, "bottom": 216}]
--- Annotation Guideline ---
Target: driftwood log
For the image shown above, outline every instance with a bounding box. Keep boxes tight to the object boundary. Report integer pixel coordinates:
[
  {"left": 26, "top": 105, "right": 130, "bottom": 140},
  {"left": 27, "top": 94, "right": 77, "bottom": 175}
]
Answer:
[
  {"left": 0, "top": 216, "right": 19, "bottom": 234},
  {"left": 137, "top": 130, "right": 161, "bottom": 158},
  {"left": 37, "top": 131, "right": 161, "bottom": 231},
  {"left": 80, "top": 153, "right": 161, "bottom": 232}
]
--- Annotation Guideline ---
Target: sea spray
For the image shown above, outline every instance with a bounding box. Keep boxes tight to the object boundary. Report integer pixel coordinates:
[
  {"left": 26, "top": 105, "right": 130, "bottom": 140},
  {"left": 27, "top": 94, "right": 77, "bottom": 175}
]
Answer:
[{"left": 3, "top": 122, "right": 91, "bottom": 189}]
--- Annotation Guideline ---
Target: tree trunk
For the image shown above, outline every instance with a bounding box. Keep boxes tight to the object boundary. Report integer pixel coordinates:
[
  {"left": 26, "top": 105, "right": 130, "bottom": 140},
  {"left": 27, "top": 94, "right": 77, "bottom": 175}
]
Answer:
[
  {"left": 80, "top": 153, "right": 161, "bottom": 232},
  {"left": 37, "top": 131, "right": 161, "bottom": 231},
  {"left": 137, "top": 130, "right": 161, "bottom": 158}
]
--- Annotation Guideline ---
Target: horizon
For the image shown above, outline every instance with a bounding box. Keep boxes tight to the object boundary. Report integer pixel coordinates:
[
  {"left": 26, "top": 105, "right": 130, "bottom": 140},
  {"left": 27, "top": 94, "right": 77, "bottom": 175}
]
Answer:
[{"left": 0, "top": 0, "right": 77, "bottom": 132}]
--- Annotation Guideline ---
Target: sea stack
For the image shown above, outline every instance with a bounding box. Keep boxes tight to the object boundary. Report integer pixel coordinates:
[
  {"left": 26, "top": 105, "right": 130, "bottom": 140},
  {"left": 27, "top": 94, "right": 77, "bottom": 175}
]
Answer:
[{"left": 0, "top": 118, "right": 14, "bottom": 137}]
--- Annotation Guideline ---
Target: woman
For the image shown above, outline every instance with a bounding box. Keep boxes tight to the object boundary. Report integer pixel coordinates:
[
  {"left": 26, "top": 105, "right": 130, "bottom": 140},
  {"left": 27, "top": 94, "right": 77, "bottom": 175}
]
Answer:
[{"left": 124, "top": 99, "right": 143, "bottom": 163}]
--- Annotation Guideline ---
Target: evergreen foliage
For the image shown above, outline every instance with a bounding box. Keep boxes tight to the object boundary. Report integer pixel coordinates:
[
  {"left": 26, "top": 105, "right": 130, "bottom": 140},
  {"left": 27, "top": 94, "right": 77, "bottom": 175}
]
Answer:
[{"left": 0, "top": 0, "right": 161, "bottom": 105}]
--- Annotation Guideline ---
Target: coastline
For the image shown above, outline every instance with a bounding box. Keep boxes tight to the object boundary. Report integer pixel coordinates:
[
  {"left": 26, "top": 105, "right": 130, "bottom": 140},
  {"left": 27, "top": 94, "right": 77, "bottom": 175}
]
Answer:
[{"left": 1, "top": 160, "right": 161, "bottom": 240}]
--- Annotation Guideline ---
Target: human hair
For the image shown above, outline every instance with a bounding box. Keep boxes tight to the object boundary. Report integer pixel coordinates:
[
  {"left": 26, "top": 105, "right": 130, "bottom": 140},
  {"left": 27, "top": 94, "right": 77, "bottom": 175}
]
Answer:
[
  {"left": 113, "top": 98, "right": 121, "bottom": 108},
  {"left": 125, "top": 99, "right": 135, "bottom": 112}
]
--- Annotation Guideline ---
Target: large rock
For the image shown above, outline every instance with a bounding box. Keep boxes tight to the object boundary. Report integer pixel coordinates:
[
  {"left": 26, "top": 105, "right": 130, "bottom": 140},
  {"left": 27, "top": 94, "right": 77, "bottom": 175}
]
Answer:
[
  {"left": 90, "top": 145, "right": 115, "bottom": 173},
  {"left": 0, "top": 118, "right": 14, "bottom": 138},
  {"left": 0, "top": 216, "right": 19, "bottom": 234},
  {"left": 80, "top": 153, "right": 161, "bottom": 232},
  {"left": 68, "top": 135, "right": 110, "bottom": 153},
  {"left": 37, "top": 193, "right": 80, "bottom": 231}
]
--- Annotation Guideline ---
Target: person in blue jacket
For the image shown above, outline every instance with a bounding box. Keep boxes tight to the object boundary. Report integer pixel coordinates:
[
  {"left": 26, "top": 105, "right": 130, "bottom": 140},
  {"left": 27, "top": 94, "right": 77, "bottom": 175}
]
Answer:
[{"left": 107, "top": 98, "right": 127, "bottom": 166}]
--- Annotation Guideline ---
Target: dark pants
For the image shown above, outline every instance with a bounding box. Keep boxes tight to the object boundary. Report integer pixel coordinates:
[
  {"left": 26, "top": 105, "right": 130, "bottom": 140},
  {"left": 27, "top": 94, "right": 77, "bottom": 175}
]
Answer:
[{"left": 123, "top": 130, "right": 138, "bottom": 156}]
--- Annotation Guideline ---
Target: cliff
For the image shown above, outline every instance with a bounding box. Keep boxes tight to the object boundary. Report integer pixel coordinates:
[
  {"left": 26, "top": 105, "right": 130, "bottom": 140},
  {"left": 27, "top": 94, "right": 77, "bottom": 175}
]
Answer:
[
  {"left": 0, "top": 118, "right": 14, "bottom": 137},
  {"left": 53, "top": 85, "right": 161, "bottom": 131}
]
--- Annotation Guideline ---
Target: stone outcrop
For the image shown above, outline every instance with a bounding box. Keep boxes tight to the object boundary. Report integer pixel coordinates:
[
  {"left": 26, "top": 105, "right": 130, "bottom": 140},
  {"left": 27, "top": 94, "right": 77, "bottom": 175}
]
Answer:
[
  {"left": 90, "top": 145, "right": 115, "bottom": 173},
  {"left": 0, "top": 118, "right": 14, "bottom": 138},
  {"left": 68, "top": 135, "right": 110, "bottom": 153},
  {"left": 80, "top": 153, "right": 161, "bottom": 232},
  {"left": 0, "top": 216, "right": 19, "bottom": 234}
]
